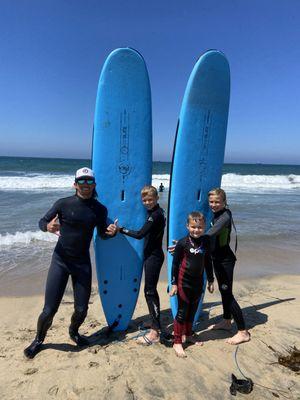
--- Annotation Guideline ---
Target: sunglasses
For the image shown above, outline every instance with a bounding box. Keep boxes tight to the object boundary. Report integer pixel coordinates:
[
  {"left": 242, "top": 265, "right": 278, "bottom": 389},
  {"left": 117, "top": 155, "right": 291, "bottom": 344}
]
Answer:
[{"left": 76, "top": 179, "right": 95, "bottom": 185}]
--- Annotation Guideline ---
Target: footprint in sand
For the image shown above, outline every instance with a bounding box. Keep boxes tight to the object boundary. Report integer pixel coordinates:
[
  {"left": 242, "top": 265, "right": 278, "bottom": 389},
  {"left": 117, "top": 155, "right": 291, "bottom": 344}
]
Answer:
[
  {"left": 88, "top": 345, "right": 102, "bottom": 354},
  {"left": 48, "top": 385, "right": 59, "bottom": 396},
  {"left": 88, "top": 361, "right": 99, "bottom": 368},
  {"left": 152, "top": 356, "right": 164, "bottom": 366},
  {"left": 24, "top": 367, "right": 38, "bottom": 375},
  {"left": 88, "top": 321, "right": 101, "bottom": 328}
]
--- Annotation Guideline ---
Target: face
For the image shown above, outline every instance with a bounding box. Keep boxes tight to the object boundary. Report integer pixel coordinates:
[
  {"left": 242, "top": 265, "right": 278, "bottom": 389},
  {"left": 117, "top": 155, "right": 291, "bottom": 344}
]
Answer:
[
  {"left": 142, "top": 194, "right": 158, "bottom": 210},
  {"left": 74, "top": 178, "right": 96, "bottom": 199},
  {"left": 209, "top": 194, "right": 226, "bottom": 213},
  {"left": 187, "top": 219, "right": 205, "bottom": 239}
]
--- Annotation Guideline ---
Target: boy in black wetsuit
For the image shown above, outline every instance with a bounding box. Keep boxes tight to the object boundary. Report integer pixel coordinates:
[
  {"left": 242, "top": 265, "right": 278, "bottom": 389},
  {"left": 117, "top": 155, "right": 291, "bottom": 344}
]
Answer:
[
  {"left": 206, "top": 188, "right": 250, "bottom": 345},
  {"left": 170, "top": 212, "right": 214, "bottom": 358},
  {"left": 24, "top": 167, "right": 117, "bottom": 359},
  {"left": 118, "top": 185, "right": 165, "bottom": 345}
]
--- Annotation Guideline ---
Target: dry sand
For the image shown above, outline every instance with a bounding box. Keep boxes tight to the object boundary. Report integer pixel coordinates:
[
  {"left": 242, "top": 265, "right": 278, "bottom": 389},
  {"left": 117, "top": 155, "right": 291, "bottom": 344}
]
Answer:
[{"left": 0, "top": 275, "right": 299, "bottom": 400}]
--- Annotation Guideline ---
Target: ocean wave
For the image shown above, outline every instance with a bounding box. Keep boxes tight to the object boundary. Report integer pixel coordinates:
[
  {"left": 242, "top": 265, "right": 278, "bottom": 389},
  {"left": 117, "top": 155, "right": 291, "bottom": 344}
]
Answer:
[
  {"left": 221, "top": 173, "right": 300, "bottom": 190},
  {"left": 0, "top": 173, "right": 300, "bottom": 191},
  {"left": 0, "top": 231, "right": 58, "bottom": 247},
  {"left": 0, "top": 175, "right": 74, "bottom": 190}
]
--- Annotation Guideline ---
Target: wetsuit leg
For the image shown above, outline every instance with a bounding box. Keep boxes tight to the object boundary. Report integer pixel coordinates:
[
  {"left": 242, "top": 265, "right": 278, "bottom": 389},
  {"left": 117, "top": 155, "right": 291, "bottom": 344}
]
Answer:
[
  {"left": 185, "top": 296, "right": 201, "bottom": 336},
  {"left": 24, "top": 251, "right": 69, "bottom": 358},
  {"left": 69, "top": 259, "right": 92, "bottom": 346},
  {"left": 174, "top": 292, "right": 190, "bottom": 344},
  {"left": 143, "top": 254, "right": 164, "bottom": 331},
  {"left": 214, "top": 259, "right": 245, "bottom": 330}
]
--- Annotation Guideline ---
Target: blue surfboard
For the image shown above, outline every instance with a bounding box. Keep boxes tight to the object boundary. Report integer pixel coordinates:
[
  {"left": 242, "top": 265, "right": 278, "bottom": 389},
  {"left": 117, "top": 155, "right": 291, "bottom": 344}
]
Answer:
[
  {"left": 92, "top": 48, "right": 152, "bottom": 331},
  {"left": 167, "top": 50, "right": 230, "bottom": 322}
]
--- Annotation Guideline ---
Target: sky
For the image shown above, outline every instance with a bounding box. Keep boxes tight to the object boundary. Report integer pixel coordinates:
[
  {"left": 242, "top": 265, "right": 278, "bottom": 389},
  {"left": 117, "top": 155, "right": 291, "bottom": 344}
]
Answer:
[{"left": 1, "top": 0, "right": 300, "bottom": 164}]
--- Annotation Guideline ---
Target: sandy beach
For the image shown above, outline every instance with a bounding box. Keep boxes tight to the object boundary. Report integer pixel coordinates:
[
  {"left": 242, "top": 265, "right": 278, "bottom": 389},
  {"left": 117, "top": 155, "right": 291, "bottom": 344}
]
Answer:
[{"left": 0, "top": 274, "right": 299, "bottom": 400}]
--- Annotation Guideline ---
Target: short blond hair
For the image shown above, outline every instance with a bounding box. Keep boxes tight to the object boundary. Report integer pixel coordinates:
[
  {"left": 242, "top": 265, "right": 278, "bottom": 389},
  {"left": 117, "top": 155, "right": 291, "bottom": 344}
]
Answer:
[
  {"left": 187, "top": 211, "right": 205, "bottom": 224},
  {"left": 208, "top": 188, "right": 227, "bottom": 205},
  {"left": 141, "top": 185, "right": 158, "bottom": 198}
]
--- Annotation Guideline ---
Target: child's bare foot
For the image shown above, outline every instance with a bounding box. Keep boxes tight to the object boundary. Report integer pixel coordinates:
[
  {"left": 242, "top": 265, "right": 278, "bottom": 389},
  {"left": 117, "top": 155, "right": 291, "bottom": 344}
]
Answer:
[
  {"left": 208, "top": 319, "right": 232, "bottom": 331},
  {"left": 181, "top": 334, "right": 186, "bottom": 343},
  {"left": 226, "top": 330, "right": 251, "bottom": 345},
  {"left": 186, "top": 335, "right": 204, "bottom": 346},
  {"left": 173, "top": 343, "right": 187, "bottom": 358},
  {"left": 137, "top": 329, "right": 160, "bottom": 346}
]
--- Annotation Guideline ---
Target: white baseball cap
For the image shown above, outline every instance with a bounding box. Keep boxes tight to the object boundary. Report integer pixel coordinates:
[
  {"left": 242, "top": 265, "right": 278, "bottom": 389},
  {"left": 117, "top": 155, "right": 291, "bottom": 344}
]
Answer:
[{"left": 75, "top": 167, "right": 95, "bottom": 180}]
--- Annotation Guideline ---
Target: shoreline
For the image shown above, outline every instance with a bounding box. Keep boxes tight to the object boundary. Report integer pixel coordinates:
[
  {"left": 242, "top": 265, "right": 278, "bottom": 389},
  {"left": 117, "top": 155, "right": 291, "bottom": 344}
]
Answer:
[
  {"left": 0, "top": 275, "right": 299, "bottom": 399},
  {"left": 1, "top": 251, "right": 299, "bottom": 297}
]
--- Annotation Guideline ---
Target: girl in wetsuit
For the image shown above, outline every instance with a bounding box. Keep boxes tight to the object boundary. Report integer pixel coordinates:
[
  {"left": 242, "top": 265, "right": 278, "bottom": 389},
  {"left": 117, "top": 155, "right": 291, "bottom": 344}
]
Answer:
[
  {"left": 170, "top": 212, "right": 214, "bottom": 358},
  {"left": 24, "top": 167, "right": 117, "bottom": 359},
  {"left": 118, "top": 185, "right": 165, "bottom": 345},
  {"left": 206, "top": 188, "right": 250, "bottom": 345}
]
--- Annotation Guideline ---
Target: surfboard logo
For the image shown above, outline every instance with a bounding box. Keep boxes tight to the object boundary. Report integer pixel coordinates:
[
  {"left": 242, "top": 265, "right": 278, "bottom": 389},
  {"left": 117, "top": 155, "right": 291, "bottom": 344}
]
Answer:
[
  {"left": 198, "top": 110, "right": 212, "bottom": 169},
  {"left": 119, "top": 110, "right": 131, "bottom": 177}
]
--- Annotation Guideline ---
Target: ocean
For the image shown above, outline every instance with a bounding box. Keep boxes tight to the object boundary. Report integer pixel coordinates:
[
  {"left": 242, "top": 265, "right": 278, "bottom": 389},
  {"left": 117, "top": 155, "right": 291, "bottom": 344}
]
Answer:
[{"left": 0, "top": 156, "right": 299, "bottom": 295}]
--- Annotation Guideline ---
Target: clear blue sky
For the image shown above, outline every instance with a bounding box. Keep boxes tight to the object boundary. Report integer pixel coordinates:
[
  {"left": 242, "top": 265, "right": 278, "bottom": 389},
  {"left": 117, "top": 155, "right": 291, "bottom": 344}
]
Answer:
[{"left": 1, "top": 0, "right": 300, "bottom": 163}]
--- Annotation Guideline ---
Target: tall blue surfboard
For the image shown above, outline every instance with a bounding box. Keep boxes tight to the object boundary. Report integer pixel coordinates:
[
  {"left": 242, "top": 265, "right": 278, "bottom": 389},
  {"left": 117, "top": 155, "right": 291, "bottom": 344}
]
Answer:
[
  {"left": 168, "top": 50, "right": 230, "bottom": 322},
  {"left": 92, "top": 48, "right": 152, "bottom": 331}
]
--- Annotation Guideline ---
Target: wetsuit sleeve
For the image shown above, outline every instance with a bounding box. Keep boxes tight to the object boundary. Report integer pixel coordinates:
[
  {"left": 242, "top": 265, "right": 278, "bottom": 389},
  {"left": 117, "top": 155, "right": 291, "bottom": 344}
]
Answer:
[
  {"left": 96, "top": 206, "right": 111, "bottom": 239},
  {"left": 120, "top": 217, "right": 153, "bottom": 240},
  {"left": 206, "top": 210, "right": 231, "bottom": 238},
  {"left": 171, "top": 240, "right": 184, "bottom": 285},
  {"left": 204, "top": 238, "right": 214, "bottom": 283},
  {"left": 39, "top": 200, "right": 61, "bottom": 232}
]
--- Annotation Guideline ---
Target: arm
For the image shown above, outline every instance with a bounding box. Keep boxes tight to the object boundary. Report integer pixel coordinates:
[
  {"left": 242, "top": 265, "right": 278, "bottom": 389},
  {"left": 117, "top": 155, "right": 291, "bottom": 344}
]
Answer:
[
  {"left": 171, "top": 241, "right": 184, "bottom": 285},
  {"left": 120, "top": 216, "right": 154, "bottom": 240},
  {"left": 204, "top": 236, "right": 214, "bottom": 283},
  {"left": 39, "top": 200, "right": 61, "bottom": 232},
  {"left": 206, "top": 210, "right": 231, "bottom": 238},
  {"left": 204, "top": 252, "right": 214, "bottom": 283},
  {"left": 96, "top": 207, "right": 116, "bottom": 239}
]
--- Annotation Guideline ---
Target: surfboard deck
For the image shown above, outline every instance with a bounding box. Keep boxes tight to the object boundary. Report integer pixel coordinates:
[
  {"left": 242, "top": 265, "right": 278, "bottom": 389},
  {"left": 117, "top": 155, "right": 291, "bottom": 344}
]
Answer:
[
  {"left": 167, "top": 50, "right": 230, "bottom": 324},
  {"left": 92, "top": 48, "right": 152, "bottom": 331}
]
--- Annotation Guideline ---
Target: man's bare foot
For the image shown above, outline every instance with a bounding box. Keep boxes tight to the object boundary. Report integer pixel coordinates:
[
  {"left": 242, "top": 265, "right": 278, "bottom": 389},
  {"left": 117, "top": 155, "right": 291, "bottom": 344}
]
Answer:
[
  {"left": 137, "top": 329, "right": 160, "bottom": 345},
  {"left": 208, "top": 319, "right": 232, "bottom": 331},
  {"left": 226, "top": 330, "right": 251, "bottom": 345},
  {"left": 185, "top": 335, "right": 204, "bottom": 346},
  {"left": 173, "top": 343, "right": 187, "bottom": 358}
]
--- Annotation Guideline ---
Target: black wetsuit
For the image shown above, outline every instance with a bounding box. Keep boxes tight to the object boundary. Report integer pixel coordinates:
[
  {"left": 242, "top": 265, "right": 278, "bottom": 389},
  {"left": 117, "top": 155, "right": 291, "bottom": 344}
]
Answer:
[
  {"left": 206, "top": 208, "right": 245, "bottom": 330},
  {"left": 171, "top": 235, "right": 214, "bottom": 344},
  {"left": 120, "top": 204, "right": 165, "bottom": 330},
  {"left": 24, "top": 194, "right": 109, "bottom": 358}
]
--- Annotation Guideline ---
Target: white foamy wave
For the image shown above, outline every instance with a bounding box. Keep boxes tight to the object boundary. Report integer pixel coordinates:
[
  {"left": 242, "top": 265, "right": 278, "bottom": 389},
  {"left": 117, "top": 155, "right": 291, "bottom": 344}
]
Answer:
[
  {"left": 1, "top": 173, "right": 299, "bottom": 192},
  {"left": 152, "top": 173, "right": 300, "bottom": 192},
  {"left": 152, "top": 174, "right": 170, "bottom": 190},
  {"left": 0, "top": 175, "right": 73, "bottom": 190},
  {"left": 0, "top": 231, "right": 58, "bottom": 247},
  {"left": 221, "top": 174, "right": 300, "bottom": 191}
]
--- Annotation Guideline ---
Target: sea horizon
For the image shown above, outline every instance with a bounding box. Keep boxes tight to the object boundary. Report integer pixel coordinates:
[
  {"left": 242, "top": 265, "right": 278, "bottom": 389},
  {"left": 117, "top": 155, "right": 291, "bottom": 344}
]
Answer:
[{"left": 0, "top": 154, "right": 300, "bottom": 167}]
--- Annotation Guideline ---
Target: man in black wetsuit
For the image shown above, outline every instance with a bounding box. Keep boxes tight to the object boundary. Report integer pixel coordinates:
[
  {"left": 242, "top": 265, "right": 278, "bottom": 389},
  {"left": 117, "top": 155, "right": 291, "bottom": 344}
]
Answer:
[
  {"left": 24, "top": 167, "right": 117, "bottom": 359},
  {"left": 118, "top": 185, "right": 165, "bottom": 345}
]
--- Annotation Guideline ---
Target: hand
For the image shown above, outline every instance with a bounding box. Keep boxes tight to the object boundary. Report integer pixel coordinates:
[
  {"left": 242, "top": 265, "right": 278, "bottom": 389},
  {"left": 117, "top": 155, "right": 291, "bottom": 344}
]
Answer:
[
  {"left": 207, "top": 282, "right": 214, "bottom": 293},
  {"left": 106, "top": 219, "right": 118, "bottom": 236},
  {"left": 167, "top": 240, "right": 178, "bottom": 255},
  {"left": 169, "top": 285, "right": 178, "bottom": 297},
  {"left": 47, "top": 214, "right": 61, "bottom": 236}
]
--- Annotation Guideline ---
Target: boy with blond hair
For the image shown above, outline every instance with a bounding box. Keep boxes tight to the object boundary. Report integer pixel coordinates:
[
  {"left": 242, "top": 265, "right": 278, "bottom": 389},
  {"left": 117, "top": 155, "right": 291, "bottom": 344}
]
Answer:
[{"left": 118, "top": 185, "right": 165, "bottom": 345}]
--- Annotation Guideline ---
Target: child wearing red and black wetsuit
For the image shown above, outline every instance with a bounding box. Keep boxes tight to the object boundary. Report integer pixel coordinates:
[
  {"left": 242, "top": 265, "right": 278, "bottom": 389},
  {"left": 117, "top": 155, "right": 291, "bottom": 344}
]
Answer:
[{"left": 170, "top": 212, "right": 214, "bottom": 358}]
